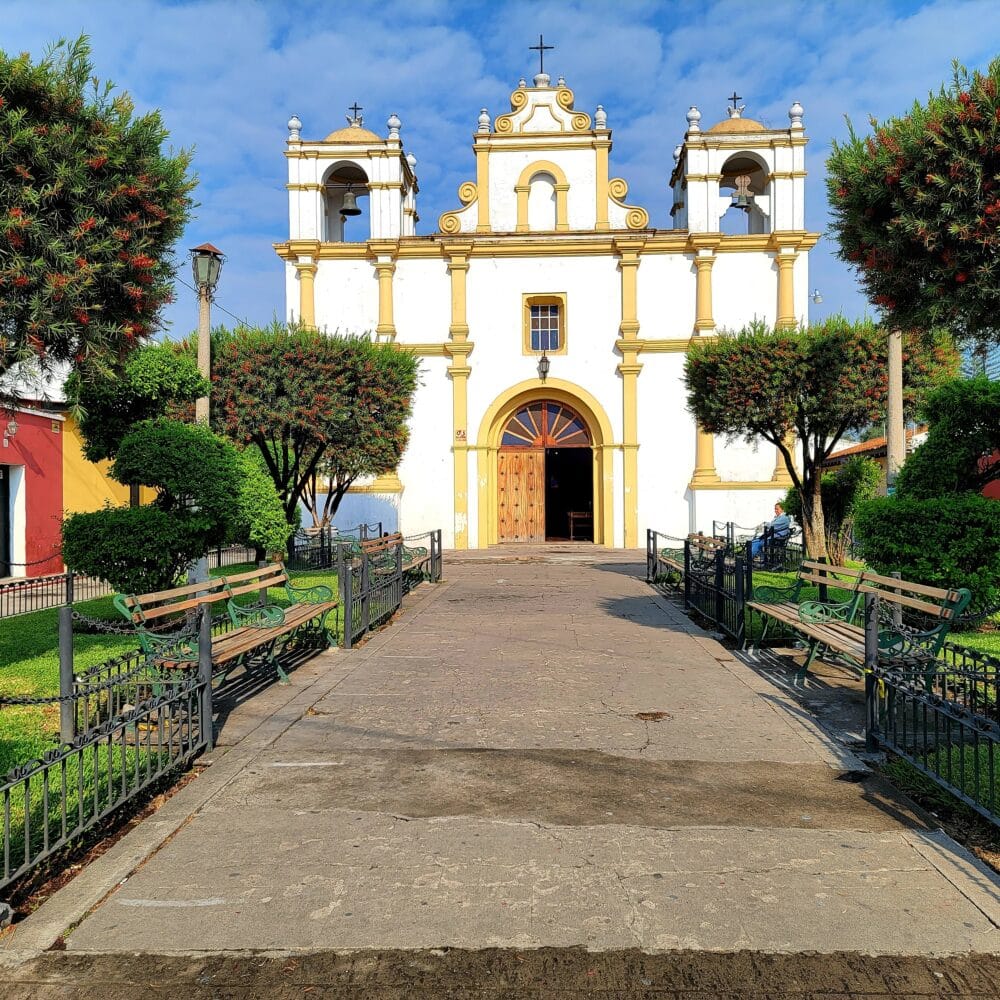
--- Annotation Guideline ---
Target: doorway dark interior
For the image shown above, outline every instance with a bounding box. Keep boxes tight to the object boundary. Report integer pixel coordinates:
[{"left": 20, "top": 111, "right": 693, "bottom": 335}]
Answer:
[
  {"left": 544, "top": 448, "right": 592, "bottom": 541},
  {"left": 0, "top": 466, "right": 9, "bottom": 577}
]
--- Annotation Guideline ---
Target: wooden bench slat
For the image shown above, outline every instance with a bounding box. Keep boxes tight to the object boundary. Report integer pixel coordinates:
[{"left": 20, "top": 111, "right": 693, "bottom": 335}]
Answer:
[
  {"left": 857, "top": 585, "right": 952, "bottom": 618},
  {"left": 227, "top": 577, "right": 289, "bottom": 600},
  {"left": 223, "top": 565, "right": 286, "bottom": 585},
  {"left": 858, "top": 571, "right": 957, "bottom": 601},
  {"left": 134, "top": 589, "right": 231, "bottom": 621},
  {"left": 130, "top": 578, "right": 227, "bottom": 605}
]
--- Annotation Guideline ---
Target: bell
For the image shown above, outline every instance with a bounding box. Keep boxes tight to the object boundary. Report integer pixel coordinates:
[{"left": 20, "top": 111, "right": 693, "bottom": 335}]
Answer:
[
  {"left": 341, "top": 185, "right": 362, "bottom": 216},
  {"left": 732, "top": 191, "right": 751, "bottom": 211}
]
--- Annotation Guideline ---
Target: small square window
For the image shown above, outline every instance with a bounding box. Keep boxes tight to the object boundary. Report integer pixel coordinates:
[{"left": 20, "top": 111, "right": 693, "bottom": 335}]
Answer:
[{"left": 524, "top": 296, "right": 566, "bottom": 354}]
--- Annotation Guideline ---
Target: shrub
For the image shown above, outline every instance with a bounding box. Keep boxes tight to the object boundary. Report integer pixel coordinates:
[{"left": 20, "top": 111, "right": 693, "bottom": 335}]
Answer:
[
  {"left": 854, "top": 494, "right": 1000, "bottom": 612},
  {"left": 784, "top": 457, "right": 882, "bottom": 564},
  {"left": 231, "top": 448, "right": 291, "bottom": 558},
  {"left": 62, "top": 504, "right": 209, "bottom": 594}
]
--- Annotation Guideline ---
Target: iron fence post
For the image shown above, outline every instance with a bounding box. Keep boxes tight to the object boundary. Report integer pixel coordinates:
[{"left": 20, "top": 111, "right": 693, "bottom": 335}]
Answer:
[
  {"left": 714, "top": 549, "right": 725, "bottom": 627},
  {"left": 646, "top": 529, "right": 653, "bottom": 583},
  {"left": 58, "top": 577, "right": 75, "bottom": 743},
  {"left": 864, "top": 591, "right": 880, "bottom": 752},
  {"left": 360, "top": 523, "right": 368, "bottom": 542},
  {"left": 891, "top": 570, "right": 903, "bottom": 629},
  {"left": 395, "top": 536, "right": 403, "bottom": 611},
  {"left": 683, "top": 538, "right": 691, "bottom": 608},
  {"left": 360, "top": 549, "right": 371, "bottom": 639},
  {"left": 337, "top": 542, "right": 352, "bottom": 649},
  {"left": 430, "top": 530, "right": 438, "bottom": 582},
  {"left": 734, "top": 552, "right": 745, "bottom": 646},
  {"left": 198, "top": 604, "right": 214, "bottom": 752}
]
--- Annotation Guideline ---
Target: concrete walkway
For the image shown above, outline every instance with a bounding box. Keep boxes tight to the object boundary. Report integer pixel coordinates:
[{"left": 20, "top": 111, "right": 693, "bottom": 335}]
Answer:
[{"left": 4, "top": 548, "right": 1000, "bottom": 993}]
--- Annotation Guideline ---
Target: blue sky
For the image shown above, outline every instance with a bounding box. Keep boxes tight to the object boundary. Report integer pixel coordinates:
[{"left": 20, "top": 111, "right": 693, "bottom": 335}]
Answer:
[{"left": 4, "top": 0, "right": 998, "bottom": 337}]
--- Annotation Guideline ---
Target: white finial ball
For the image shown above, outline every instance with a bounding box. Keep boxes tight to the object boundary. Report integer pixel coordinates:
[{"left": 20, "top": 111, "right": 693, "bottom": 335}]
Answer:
[
  {"left": 686, "top": 105, "right": 701, "bottom": 132},
  {"left": 557, "top": 76, "right": 566, "bottom": 87},
  {"left": 673, "top": 144, "right": 683, "bottom": 161},
  {"left": 478, "top": 108, "right": 491, "bottom": 133},
  {"left": 595, "top": 104, "right": 607, "bottom": 129},
  {"left": 387, "top": 112, "right": 402, "bottom": 139},
  {"left": 287, "top": 114, "right": 302, "bottom": 141},
  {"left": 406, "top": 152, "right": 417, "bottom": 169},
  {"left": 788, "top": 100, "right": 804, "bottom": 128},
  {"left": 533, "top": 72, "right": 551, "bottom": 87},
  {"left": 518, "top": 77, "right": 527, "bottom": 88}
]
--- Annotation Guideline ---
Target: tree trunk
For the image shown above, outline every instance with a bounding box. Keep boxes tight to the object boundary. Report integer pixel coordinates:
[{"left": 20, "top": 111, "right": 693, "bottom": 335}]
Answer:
[{"left": 799, "top": 473, "right": 829, "bottom": 560}]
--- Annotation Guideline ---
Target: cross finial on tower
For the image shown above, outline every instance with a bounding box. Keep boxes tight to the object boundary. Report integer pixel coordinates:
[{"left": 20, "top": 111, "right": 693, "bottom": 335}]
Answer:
[
  {"left": 529, "top": 34, "right": 554, "bottom": 76},
  {"left": 346, "top": 102, "right": 363, "bottom": 126},
  {"left": 728, "top": 92, "right": 741, "bottom": 111},
  {"left": 727, "top": 92, "right": 745, "bottom": 119}
]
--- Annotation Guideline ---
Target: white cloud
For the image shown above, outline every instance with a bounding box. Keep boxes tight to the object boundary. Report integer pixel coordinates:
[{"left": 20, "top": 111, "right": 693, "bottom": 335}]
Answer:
[{"left": 2, "top": 0, "right": 994, "bottom": 331}]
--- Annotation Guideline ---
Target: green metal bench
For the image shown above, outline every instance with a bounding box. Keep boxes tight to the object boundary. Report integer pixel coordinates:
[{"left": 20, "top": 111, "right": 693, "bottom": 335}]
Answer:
[
  {"left": 113, "top": 563, "right": 338, "bottom": 684},
  {"left": 749, "top": 561, "right": 970, "bottom": 675}
]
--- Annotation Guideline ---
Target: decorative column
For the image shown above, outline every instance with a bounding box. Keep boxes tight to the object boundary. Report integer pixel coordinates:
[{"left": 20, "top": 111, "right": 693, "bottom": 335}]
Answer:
[
  {"left": 690, "top": 239, "right": 719, "bottom": 486},
  {"left": 595, "top": 109, "right": 610, "bottom": 231},
  {"left": 772, "top": 432, "right": 795, "bottom": 486},
  {"left": 446, "top": 244, "right": 474, "bottom": 549},
  {"left": 515, "top": 183, "right": 530, "bottom": 233},
  {"left": 775, "top": 248, "right": 798, "bottom": 330},
  {"left": 474, "top": 133, "right": 491, "bottom": 233},
  {"left": 554, "top": 183, "right": 569, "bottom": 232},
  {"left": 295, "top": 260, "right": 317, "bottom": 329},
  {"left": 615, "top": 240, "right": 643, "bottom": 549},
  {"left": 369, "top": 242, "right": 398, "bottom": 340}
]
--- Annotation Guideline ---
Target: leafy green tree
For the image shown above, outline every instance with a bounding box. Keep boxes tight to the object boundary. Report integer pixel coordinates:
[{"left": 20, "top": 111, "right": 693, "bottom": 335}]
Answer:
[
  {"left": 684, "top": 317, "right": 956, "bottom": 558},
  {"left": 0, "top": 36, "right": 194, "bottom": 390},
  {"left": 896, "top": 377, "right": 1000, "bottom": 497},
  {"left": 783, "top": 456, "right": 882, "bottom": 565},
  {"left": 67, "top": 341, "right": 207, "bottom": 463},
  {"left": 827, "top": 57, "right": 1000, "bottom": 347},
  {"left": 209, "top": 321, "right": 419, "bottom": 523},
  {"left": 232, "top": 446, "right": 292, "bottom": 559},
  {"left": 62, "top": 419, "right": 243, "bottom": 592}
]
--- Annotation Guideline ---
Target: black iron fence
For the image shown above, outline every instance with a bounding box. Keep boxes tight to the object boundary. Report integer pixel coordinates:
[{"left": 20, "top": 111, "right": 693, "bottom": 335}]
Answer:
[
  {"left": 337, "top": 529, "right": 442, "bottom": 649},
  {"left": 645, "top": 529, "right": 686, "bottom": 584},
  {"left": 865, "top": 595, "right": 1000, "bottom": 827},
  {"left": 683, "top": 540, "right": 752, "bottom": 644},
  {"left": 1, "top": 655, "right": 210, "bottom": 904}
]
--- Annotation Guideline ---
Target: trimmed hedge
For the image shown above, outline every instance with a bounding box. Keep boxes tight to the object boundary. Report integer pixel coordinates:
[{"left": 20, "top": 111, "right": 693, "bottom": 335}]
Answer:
[{"left": 854, "top": 494, "right": 1000, "bottom": 612}]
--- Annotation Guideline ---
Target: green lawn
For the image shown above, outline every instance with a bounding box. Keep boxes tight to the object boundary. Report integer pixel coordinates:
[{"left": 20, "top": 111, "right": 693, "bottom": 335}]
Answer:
[{"left": 0, "top": 565, "right": 340, "bottom": 776}]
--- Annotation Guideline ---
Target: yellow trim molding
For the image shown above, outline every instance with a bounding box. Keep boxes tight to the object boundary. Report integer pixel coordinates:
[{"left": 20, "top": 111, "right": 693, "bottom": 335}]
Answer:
[
  {"left": 775, "top": 249, "right": 798, "bottom": 330},
  {"left": 347, "top": 473, "right": 403, "bottom": 494},
  {"left": 608, "top": 178, "right": 649, "bottom": 230},
  {"left": 522, "top": 292, "right": 568, "bottom": 356},
  {"left": 476, "top": 379, "right": 615, "bottom": 548},
  {"left": 689, "top": 480, "right": 791, "bottom": 491},
  {"left": 474, "top": 139, "right": 490, "bottom": 232}
]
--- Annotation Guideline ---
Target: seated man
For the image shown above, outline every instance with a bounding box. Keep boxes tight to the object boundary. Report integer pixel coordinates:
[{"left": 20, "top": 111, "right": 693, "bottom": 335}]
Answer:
[{"left": 750, "top": 502, "right": 792, "bottom": 559}]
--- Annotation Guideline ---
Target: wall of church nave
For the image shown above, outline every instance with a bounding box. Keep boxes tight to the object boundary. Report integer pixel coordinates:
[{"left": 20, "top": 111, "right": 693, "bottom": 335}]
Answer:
[
  {"left": 713, "top": 436, "right": 777, "bottom": 484},
  {"left": 394, "top": 259, "right": 451, "bottom": 340},
  {"left": 314, "top": 260, "right": 379, "bottom": 334},
  {"left": 488, "top": 148, "right": 596, "bottom": 232},
  {"left": 303, "top": 493, "right": 400, "bottom": 535},
  {"left": 396, "top": 356, "right": 455, "bottom": 545},
  {"left": 636, "top": 256, "right": 697, "bottom": 340},
  {"left": 464, "top": 255, "right": 623, "bottom": 441},
  {"left": 634, "top": 354, "right": 694, "bottom": 540},
  {"left": 689, "top": 487, "right": 788, "bottom": 539},
  {"left": 711, "top": 253, "right": 776, "bottom": 332}
]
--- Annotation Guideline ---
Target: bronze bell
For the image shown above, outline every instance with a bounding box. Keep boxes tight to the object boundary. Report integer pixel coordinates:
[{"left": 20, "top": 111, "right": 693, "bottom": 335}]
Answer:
[{"left": 341, "top": 184, "right": 362, "bottom": 216}]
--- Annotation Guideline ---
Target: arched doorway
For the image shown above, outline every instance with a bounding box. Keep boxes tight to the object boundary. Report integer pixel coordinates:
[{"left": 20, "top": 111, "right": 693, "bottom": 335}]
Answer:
[{"left": 497, "top": 400, "right": 593, "bottom": 543}]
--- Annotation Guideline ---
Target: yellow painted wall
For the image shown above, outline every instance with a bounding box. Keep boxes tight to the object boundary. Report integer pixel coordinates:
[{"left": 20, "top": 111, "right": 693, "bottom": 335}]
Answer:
[{"left": 62, "top": 416, "right": 154, "bottom": 513}]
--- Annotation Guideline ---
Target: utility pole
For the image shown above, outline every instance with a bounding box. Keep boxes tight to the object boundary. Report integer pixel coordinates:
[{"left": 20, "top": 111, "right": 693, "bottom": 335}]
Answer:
[{"left": 885, "top": 328, "right": 905, "bottom": 494}]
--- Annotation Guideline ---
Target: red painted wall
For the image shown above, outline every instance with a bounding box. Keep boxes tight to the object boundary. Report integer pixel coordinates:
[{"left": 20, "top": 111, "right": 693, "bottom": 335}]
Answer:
[{"left": 1, "top": 410, "right": 64, "bottom": 576}]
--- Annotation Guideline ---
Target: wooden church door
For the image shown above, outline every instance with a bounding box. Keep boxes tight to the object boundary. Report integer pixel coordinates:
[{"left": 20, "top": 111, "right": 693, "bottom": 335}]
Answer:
[
  {"left": 497, "top": 451, "right": 544, "bottom": 542},
  {"left": 496, "top": 401, "right": 592, "bottom": 544}
]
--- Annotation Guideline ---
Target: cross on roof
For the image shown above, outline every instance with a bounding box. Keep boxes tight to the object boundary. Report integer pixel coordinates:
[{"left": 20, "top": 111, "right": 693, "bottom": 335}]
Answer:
[
  {"left": 728, "top": 92, "right": 742, "bottom": 111},
  {"left": 348, "top": 102, "right": 363, "bottom": 124},
  {"left": 529, "top": 34, "right": 554, "bottom": 75}
]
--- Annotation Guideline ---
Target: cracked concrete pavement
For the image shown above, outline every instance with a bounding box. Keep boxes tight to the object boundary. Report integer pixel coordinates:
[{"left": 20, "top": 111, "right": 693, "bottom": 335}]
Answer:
[{"left": 5, "top": 548, "right": 1000, "bottom": 968}]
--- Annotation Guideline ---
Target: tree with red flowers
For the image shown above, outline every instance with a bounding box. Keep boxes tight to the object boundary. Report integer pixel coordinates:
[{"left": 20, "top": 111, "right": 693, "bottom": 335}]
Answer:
[
  {"left": 827, "top": 57, "right": 1000, "bottom": 346},
  {"left": 0, "top": 37, "right": 194, "bottom": 392},
  {"left": 684, "top": 318, "right": 957, "bottom": 558},
  {"left": 209, "top": 322, "right": 419, "bottom": 524}
]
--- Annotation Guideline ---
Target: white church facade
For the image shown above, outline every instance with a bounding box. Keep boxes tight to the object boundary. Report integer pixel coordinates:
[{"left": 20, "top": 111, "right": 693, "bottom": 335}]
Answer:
[{"left": 274, "top": 68, "right": 819, "bottom": 549}]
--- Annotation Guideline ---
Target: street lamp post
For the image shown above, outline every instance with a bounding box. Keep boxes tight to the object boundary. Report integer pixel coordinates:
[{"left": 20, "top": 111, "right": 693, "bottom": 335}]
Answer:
[
  {"left": 188, "top": 244, "right": 224, "bottom": 585},
  {"left": 189, "top": 243, "right": 225, "bottom": 424}
]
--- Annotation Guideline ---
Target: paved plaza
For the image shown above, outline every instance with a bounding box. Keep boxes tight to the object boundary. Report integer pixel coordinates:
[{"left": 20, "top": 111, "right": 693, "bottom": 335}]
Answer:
[{"left": 3, "top": 548, "right": 1000, "bottom": 995}]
